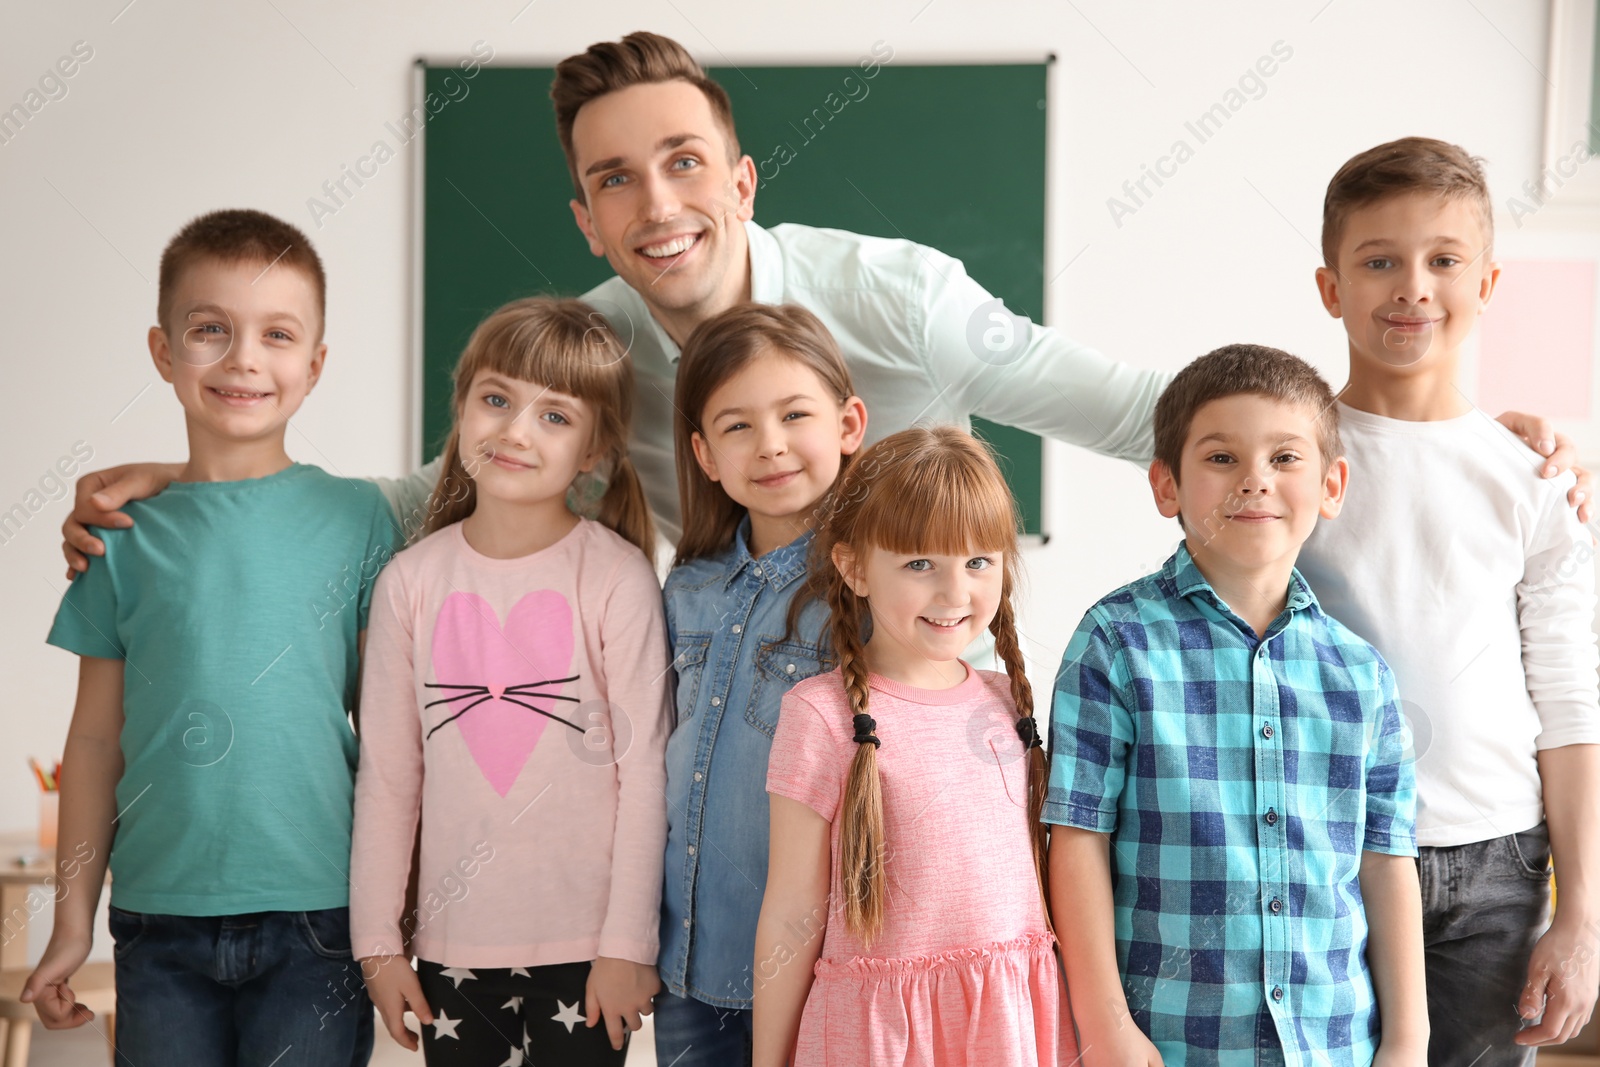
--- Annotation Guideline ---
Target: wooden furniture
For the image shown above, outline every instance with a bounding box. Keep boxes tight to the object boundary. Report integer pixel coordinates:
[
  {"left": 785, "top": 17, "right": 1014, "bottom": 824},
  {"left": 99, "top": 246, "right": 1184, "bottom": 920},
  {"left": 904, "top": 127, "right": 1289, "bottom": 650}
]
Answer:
[
  {"left": 0, "top": 963, "right": 115, "bottom": 1066},
  {"left": 0, "top": 833, "right": 114, "bottom": 1065}
]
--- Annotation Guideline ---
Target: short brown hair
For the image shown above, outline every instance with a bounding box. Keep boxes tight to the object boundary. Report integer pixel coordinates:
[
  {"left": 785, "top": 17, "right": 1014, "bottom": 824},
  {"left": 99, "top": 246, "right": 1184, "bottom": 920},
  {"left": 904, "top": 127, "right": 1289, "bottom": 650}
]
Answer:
[
  {"left": 673, "top": 303, "right": 855, "bottom": 567},
  {"left": 551, "top": 31, "right": 740, "bottom": 203},
  {"left": 1321, "top": 136, "right": 1492, "bottom": 265},
  {"left": 1153, "top": 343, "right": 1342, "bottom": 483},
  {"left": 158, "top": 209, "right": 326, "bottom": 338}
]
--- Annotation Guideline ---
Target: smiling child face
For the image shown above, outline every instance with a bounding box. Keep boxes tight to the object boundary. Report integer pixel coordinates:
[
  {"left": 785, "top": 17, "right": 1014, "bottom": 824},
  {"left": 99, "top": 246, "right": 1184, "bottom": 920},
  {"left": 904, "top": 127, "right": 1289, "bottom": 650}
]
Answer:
[
  {"left": 1317, "top": 191, "right": 1497, "bottom": 376},
  {"left": 1153, "top": 393, "right": 1346, "bottom": 580}
]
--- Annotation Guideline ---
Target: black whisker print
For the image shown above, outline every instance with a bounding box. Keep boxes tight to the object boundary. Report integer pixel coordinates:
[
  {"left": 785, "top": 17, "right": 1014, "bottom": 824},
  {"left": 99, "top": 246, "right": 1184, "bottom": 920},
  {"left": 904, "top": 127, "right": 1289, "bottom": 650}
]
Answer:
[
  {"left": 422, "top": 674, "right": 585, "bottom": 740},
  {"left": 426, "top": 694, "right": 496, "bottom": 739},
  {"left": 497, "top": 695, "right": 584, "bottom": 733},
  {"left": 424, "top": 688, "right": 496, "bottom": 710},
  {"left": 501, "top": 690, "right": 581, "bottom": 704}
]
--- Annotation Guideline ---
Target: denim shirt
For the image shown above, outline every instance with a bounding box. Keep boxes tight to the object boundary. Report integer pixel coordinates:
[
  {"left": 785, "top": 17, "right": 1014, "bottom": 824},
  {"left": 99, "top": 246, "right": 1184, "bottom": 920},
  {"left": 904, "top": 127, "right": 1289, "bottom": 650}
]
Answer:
[{"left": 659, "top": 519, "right": 831, "bottom": 1009}]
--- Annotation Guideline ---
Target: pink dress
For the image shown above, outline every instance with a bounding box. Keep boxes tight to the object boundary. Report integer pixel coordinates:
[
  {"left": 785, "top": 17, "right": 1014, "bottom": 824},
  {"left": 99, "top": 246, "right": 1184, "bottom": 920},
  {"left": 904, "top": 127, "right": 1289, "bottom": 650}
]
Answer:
[{"left": 767, "top": 662, "right": 1073, "bottom": 1066}]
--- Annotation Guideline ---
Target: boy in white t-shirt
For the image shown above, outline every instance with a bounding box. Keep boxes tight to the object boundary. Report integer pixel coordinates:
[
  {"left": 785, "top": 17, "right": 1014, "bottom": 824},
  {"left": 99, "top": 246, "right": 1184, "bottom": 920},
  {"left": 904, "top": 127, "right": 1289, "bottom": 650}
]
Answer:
[{"left": 1299, "top": 136, "right": 1600, "bottom": 1066}]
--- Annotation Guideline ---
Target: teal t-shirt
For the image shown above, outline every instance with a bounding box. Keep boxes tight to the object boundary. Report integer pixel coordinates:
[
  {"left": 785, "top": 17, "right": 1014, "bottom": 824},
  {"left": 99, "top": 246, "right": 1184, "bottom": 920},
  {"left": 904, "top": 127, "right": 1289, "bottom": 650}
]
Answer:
[{"left": 47, "top": 463, "right": 402, "bottom": 915}]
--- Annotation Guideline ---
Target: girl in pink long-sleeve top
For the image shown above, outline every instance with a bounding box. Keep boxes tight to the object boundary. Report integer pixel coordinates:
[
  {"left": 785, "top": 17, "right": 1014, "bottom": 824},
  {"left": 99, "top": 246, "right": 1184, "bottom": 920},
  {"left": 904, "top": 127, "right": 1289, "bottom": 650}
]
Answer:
[{"left": 351, "top": 298, "right": 672, "bottom": 1066}]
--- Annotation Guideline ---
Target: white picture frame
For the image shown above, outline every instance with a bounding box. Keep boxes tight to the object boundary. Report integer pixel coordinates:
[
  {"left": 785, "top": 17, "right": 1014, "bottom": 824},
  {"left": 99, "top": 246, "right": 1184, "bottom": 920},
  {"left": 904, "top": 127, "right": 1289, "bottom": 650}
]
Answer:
[{"left": 1529, "top": 0, "right": 1600, "bottom": 228}]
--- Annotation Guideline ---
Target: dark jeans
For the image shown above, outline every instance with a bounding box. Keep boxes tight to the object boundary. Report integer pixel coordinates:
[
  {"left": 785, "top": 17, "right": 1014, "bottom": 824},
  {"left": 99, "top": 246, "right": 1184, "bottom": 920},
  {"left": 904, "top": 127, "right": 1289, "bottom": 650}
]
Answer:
[
  {"left": 652, "top": 990, "right": 752, "bottom": 1067},
  {"left": 415, "top": 958, "right": 626, "bottom": 1066},
  {"left": 1418, "top": 823, "right": 1552, "bottom": 1067},
  {"left": 107, "top": 904, "right": 374, "bottom": 1066}
]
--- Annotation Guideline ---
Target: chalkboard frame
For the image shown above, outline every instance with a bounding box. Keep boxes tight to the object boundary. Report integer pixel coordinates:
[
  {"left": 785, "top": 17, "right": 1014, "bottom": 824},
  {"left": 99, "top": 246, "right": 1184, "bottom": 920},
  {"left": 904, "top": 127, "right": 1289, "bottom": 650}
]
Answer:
[{"left": 411, "top": 56, "right": 1052, "bottom": 537}]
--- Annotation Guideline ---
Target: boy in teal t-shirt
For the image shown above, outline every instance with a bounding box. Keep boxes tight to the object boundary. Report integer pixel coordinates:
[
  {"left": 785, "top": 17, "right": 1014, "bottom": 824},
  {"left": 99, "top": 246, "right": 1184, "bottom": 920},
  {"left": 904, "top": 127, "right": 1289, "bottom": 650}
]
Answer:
[{"left": 22, "top": 209, "right": 399, "bottom": 1065}]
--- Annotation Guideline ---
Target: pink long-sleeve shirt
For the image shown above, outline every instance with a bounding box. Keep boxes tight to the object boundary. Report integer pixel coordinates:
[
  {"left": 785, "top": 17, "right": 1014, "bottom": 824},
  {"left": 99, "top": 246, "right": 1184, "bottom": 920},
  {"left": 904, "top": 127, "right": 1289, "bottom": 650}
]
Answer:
[{"left": 350, "top": 518, "right": 671, "bottom": 968}]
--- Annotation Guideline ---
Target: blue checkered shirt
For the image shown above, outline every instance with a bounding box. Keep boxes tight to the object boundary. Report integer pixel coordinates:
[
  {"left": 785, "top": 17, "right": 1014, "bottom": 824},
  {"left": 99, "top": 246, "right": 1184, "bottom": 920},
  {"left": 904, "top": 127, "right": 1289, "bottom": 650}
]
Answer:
[{"left": 1044, "top": 544, "right": 1416, "bottom": 1067}]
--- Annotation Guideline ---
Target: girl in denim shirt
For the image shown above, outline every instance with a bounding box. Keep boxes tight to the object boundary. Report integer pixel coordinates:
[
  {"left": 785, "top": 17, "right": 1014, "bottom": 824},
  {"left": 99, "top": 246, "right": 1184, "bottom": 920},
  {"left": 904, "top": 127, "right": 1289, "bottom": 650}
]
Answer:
[{"left": 655, "top": 304, "right": 867, "bottom": 1066}]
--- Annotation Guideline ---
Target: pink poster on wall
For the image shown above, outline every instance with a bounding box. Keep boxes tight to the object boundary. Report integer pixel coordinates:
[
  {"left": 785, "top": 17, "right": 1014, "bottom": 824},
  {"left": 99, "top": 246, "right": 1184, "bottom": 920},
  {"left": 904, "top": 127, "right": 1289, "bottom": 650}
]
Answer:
[{"left": 1477, "top": 258, "right": 1594, "bottom": 421}]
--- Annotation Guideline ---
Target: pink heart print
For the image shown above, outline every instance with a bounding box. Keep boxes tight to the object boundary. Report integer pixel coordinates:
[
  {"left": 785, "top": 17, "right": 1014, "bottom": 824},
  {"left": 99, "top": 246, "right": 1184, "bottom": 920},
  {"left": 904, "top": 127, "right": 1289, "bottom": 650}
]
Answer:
[{"left": 427, "top": 590, "right": 578, "bottom": 797}]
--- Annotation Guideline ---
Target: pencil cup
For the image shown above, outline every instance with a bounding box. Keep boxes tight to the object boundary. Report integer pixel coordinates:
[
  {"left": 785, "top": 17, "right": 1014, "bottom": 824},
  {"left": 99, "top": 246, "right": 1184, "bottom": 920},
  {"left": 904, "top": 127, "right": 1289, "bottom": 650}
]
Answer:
[{"left": 38, "top": 791, "right": 59, "bottom": 850}]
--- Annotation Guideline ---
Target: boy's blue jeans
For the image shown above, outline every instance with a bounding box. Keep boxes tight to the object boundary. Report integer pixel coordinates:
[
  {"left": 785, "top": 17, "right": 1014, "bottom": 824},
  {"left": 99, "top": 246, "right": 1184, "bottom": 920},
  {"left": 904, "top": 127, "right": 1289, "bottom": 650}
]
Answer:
[
  {"left": 107, "top": 904, "right": 374, "bottom": 1066},
  {"left": 652, "top": 990, "right": 751, "bottom": 1067},
  {"left": 1419, "top": 823, "right": 1552, "bottom": 1067}
]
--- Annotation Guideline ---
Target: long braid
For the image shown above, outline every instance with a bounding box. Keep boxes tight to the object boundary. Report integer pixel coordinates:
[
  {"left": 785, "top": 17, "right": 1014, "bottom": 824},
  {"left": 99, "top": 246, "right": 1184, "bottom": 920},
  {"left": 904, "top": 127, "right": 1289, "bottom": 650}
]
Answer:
[
  {"left": 991, "top": 591, "right": 1051, "bottom": 922},
  {"left": 825, "top": 560, "right": 888, "bottom": 945}
]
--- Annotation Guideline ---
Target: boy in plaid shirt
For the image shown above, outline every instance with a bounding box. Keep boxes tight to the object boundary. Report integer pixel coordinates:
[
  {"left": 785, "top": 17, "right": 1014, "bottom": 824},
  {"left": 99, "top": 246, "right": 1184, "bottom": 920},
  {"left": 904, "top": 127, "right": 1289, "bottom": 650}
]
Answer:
[{"left": 1046, "top": 344, "right": 1427, "bottom": 1067}]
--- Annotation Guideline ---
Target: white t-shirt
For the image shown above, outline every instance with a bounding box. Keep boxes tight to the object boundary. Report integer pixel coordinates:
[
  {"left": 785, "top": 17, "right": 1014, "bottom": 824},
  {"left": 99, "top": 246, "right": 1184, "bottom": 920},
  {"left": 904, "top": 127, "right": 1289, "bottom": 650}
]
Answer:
[{"left": 1298, "top": 403, "right": 1600, "bottom": 848}]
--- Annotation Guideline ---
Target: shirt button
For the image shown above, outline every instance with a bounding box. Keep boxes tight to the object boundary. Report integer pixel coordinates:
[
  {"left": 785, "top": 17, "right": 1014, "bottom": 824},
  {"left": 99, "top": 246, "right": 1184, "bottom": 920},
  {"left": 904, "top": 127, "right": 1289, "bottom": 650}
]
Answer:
[
  {"left": 1261, "top": 723, "right": 1274, "bottom": 739},
  {"left": 693, "top": 772, "right": 703, "bottom": 782},
  {"left": 710, "top": 696, "right": 721, "bottom": 707},
  {"left": 1272, "top": 986, "right": 1284, "bottom": 1002},
  {"left": 683, "top": 918, "right": 691, "bottom": 929},
  {"left": 786, "top": 663, "right": 796, "bottom": 674},
  {"left": 687, "top": 845, "right": 696, "bottom": 856},
  {"left": 1265, "top": 808, "right": 1278, "bottom": 826},
  {"left": 731, "top": 624, "right": 742, "bottom": 634},
  {"left": 753, "top": 566, "right": 763, "bottom": 577},
  {"left": 1269, "top": 898, "right": 1282, "bottom": 914}
]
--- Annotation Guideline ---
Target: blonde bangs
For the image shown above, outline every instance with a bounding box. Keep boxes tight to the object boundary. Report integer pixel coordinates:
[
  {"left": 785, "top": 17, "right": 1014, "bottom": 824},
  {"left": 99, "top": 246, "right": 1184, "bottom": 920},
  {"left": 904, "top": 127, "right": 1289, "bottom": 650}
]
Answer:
[{"left": 845, "top": 430, "right": 1020, "bottom": 559}]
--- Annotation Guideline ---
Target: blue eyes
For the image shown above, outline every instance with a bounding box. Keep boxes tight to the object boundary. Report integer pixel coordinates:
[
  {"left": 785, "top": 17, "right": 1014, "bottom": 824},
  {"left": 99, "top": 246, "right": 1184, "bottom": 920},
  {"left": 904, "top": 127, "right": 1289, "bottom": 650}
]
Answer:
[
  {"left": 905, "top": 557, "right": 994, "bottom": 571},
  {"left": 482, "top": 394, "right": 568, "bottom": 424},
  {"left": 598, "top": 157, "right": 700, "bottom": 189},
  {"left": 192, "top": 323, "right": 294, "bottom": 343}
]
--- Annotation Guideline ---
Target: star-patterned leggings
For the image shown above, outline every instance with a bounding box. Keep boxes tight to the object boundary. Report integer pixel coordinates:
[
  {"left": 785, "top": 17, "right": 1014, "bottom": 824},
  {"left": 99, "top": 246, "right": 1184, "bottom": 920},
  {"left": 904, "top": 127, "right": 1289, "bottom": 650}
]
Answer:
[{"left": 417, "top": 959, "right": 628, "bottom": 1066}]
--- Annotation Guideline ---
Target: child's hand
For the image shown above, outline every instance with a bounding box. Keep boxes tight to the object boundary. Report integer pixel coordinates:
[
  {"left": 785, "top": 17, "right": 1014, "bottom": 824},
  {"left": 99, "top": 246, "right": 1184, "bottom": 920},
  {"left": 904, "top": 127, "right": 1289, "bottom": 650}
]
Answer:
[
  {"left": 361, "top": 954, "right": 434, "bottom": 1051},
  {"left": 1515, "top": 917, "right": 1600, "bottom": 1047},
  {"left": 584, "top": 955, "right": 659, "bottom": 1051},
  {"left": 20, "top": 930, "right": 94, "bottom": 1029}
]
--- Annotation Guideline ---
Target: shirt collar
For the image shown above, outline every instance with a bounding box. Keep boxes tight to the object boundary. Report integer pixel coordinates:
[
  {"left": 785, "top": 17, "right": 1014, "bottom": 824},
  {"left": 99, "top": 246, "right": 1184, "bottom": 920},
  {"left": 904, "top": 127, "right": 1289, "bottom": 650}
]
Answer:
[
  {"left": 723, "top": 514, "right": 813, "bottom": 592},
  {"left": 1166, "top": 541, "right": 1320, "bottom": 627},
  {"left": 659, "top": 220, "right": 781, "bottom": 365},
  {"left": 746, "top": 219, "right": 784, "bottom": 304}
]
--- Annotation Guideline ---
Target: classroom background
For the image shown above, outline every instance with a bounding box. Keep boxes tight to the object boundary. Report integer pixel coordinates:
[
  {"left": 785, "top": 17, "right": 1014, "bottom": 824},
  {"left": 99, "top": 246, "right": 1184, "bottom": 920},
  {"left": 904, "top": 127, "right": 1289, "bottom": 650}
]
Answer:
[{"left": 4, "top": 0, "right": 1600, "bottom": 1063}]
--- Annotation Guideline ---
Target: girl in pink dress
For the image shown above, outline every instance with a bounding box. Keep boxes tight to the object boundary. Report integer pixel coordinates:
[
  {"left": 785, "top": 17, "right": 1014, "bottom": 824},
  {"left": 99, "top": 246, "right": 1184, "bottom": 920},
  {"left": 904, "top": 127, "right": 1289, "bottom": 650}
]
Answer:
[{"left": 752, "top": 426, "right": 1073, "bottom": 1067}]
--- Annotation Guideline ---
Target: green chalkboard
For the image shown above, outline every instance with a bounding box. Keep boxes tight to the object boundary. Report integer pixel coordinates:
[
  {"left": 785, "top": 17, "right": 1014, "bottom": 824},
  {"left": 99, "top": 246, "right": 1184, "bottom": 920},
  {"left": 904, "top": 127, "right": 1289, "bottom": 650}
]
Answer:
[{"left": 421, "top": 61, "right": 1047, "bottom": 535}]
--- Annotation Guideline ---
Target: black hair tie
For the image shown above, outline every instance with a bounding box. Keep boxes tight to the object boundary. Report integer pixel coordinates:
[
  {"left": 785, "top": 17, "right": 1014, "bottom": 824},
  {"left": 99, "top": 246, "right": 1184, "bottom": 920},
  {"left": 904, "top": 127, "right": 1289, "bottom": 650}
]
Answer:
[
  {"left": 852, "top": 713, "right": 881, "bottom": 748},
  {"left": 1016, "top": 717, "right": 1043, "bottom": 750}
]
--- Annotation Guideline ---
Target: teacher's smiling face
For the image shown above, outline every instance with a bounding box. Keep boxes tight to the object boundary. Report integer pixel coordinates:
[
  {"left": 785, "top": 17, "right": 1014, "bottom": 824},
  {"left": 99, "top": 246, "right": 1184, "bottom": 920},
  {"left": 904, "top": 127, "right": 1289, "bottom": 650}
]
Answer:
[{"left": 567, "top": 79, "right": 758, "bottom": 342}]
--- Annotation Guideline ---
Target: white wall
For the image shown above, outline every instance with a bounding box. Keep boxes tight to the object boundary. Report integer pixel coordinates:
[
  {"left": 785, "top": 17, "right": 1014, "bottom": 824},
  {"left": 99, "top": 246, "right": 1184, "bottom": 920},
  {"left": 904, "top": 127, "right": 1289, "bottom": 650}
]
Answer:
[{"left": 1, "top": 0, "right": 1590, "bottom": 850}]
